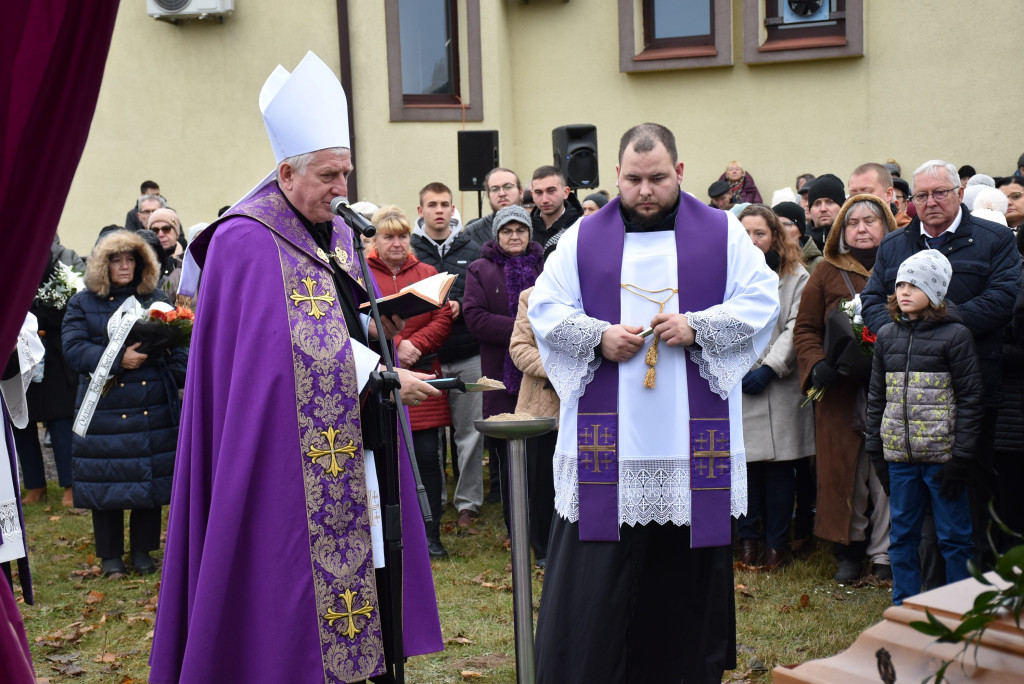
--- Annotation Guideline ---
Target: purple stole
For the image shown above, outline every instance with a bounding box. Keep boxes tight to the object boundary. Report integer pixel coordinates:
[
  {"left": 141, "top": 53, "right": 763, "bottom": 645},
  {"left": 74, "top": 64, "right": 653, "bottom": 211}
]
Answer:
[
  {"left": 576, "top": 193, "right": 732, "bottom": 548},
  {"left": 229, "top": 183, "right": 385, "bottom": 682}
]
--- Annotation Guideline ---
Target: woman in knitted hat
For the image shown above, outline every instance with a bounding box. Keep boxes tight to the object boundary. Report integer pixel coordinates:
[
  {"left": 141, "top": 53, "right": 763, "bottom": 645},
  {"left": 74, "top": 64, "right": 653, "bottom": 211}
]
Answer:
[
  {"left": 147, "top": 207, "right": 183, "bottom": 298},
  {"left": 463, "top": 205, "right": 543, "bottom": 534},
  {"left": 581, "top": 191, "right": 609, "bottom": 216},
  {"left": 864, "top": 249, "right": 983, "bottom": 604},
  {"left": 793, "top": 194, "right": 898, "bottom": 584}
]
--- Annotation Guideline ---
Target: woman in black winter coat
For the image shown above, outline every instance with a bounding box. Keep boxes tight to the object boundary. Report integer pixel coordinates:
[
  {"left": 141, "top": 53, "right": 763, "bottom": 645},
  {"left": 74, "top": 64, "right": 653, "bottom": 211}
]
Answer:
[{"left": 62, "top": 230, "right": 187, "bottom": 577}]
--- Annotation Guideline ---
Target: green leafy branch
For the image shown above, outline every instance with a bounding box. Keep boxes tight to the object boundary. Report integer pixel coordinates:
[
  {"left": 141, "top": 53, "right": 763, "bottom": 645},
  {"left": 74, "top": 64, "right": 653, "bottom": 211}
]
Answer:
[{"left": 908, "top": 502, "right": 1024, "bottom": 683}]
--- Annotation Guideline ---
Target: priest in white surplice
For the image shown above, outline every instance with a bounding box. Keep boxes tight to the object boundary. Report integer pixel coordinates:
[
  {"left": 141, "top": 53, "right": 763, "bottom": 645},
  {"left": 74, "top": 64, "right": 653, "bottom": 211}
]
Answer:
[{"left": 530, "top": 123, "right": 779, "bottom": 684}]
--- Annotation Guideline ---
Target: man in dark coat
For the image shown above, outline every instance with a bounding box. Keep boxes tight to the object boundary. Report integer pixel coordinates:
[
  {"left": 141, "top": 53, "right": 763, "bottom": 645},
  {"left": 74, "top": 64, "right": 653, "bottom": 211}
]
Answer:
[
  {"left": 464, "top": 167, "right": 524, "bottom": 245},
  {"left": 530, "top": 165, "right": 583, "bottom": 262},
  {"left": 861, "top": 158, "right": 1022, "bottom": 565},
  {"left": 411, "top": 181, "right": 487, "bottom": 528}
]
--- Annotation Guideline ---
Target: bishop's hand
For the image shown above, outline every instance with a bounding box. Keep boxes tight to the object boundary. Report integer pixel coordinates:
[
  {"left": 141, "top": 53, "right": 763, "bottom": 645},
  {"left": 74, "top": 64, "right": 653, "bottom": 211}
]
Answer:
[
  {"left": 600, "top": 324, "right": 644, "bottom": 362},
  {"left": 396, "top": 368, "right": 441, "bottom": 406},
  {"left": 368, "top": 314, "right": 405, "bottom": 341}
]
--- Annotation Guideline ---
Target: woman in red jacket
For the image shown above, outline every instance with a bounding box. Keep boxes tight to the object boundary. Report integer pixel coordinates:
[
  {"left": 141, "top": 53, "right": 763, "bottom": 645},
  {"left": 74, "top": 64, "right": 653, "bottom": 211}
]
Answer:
[{"left": 368, "top": 206, "right": 454, "bottom": 559}]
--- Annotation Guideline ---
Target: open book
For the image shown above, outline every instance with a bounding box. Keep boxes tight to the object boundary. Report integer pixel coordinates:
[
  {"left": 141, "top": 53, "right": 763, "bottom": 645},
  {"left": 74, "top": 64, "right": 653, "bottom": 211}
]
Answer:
[{"left": 361, "top": 271, "right": 457, "bottom": 319}]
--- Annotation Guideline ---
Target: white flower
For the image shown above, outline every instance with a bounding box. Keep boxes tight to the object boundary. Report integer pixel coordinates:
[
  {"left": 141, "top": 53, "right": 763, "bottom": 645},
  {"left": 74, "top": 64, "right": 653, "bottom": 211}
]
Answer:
[{"left": 147, "top": 302, "right": 175, "bottom": 315}]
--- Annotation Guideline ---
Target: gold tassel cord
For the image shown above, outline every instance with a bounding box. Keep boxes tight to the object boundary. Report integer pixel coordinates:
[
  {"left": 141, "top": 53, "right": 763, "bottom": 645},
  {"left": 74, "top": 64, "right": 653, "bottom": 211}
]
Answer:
[{"left": 621, "top": 284, "right": 678, "bottom": 390}]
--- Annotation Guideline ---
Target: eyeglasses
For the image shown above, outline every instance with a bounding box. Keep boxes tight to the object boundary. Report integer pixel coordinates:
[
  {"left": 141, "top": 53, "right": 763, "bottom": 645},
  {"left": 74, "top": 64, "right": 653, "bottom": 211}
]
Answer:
[
  {"left": 153, "top": 225, "right": 176, "bottom": 234},
  {"left": 911, "top": 187, "right": 956, "bottom": 204},
  {"left": 1006, "top": 192, "right": 1024, "bottom": 202},
  {"left": 498, "top": 227, "right": 529, "bottom": 238},
  {"left": 894, "top": 193, "right": 907, "bottom": 202},
  {"left": 488, "top": 183, "right": 517, "bottom": 195}
]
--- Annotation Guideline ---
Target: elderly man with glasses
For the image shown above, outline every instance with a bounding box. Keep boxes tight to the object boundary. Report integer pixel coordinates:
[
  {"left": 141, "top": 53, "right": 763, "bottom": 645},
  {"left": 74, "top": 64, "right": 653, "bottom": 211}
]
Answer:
[{"left": 860, "top": 159, "right": 1021, "bottom": 577}]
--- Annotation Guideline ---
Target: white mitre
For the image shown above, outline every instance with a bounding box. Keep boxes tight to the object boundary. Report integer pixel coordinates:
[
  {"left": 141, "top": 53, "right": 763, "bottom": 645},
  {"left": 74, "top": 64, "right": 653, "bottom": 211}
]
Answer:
[
  {"left": 260, "top": 50, "right": 350, "bottom": 163},
  {"left": 178, "top": 51, "right": 352, "bottom": 299}
]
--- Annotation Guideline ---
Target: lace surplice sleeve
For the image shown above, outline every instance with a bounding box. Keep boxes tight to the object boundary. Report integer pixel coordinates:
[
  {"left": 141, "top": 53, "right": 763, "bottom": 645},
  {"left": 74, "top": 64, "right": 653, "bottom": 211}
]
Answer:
[
  {"left": 684, "top": 212, "right": 781, "bottom": 399},
  {"left": 543, "top": 313, "right": 610, "bottom": 409},
  {"left": 685, "top": 305, "right": 759, "bottom": 399}
]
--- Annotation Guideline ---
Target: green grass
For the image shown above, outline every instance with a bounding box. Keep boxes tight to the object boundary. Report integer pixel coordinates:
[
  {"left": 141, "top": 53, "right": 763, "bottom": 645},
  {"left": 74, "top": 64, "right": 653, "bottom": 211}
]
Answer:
[{"left": 16, "top": 480, "right": 891, "bottom": 682}]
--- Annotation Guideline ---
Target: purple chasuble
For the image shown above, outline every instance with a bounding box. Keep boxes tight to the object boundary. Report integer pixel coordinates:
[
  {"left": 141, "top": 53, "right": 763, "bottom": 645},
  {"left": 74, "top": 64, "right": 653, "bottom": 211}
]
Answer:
[
  {"left": 150, "top": 182, "right": 441, "bottom": 684},
  {"left": 576, "top": 193, "right": 731, "bottom": 547}
]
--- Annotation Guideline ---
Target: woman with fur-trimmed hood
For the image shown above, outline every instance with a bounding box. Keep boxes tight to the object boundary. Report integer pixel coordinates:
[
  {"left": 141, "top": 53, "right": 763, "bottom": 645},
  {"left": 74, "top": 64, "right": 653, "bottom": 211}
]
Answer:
[
  {"left": 793, "top": 194, "right": 897, "bottom": 584},
  {"left": 62, "top": 230, "right": 187, "bottom": 578}
]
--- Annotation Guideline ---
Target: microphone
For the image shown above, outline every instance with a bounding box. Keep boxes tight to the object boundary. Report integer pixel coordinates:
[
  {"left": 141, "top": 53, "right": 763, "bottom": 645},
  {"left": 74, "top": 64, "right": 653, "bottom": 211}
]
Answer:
[{"left": 330, "top": 196, "right": 376, "bottom": 238}]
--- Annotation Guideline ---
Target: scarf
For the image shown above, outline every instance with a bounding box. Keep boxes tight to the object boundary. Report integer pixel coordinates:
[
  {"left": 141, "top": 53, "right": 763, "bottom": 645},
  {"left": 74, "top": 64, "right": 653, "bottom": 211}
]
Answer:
[{"left": 490, "top": 245, "right": 540, "bottom": 395}]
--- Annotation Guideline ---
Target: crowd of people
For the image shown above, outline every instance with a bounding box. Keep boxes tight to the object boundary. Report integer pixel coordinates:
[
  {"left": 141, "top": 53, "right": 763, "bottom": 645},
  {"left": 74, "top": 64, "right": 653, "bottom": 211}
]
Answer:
[{"left": 6, "top": 53, "right": 1024, "bottom": 682}]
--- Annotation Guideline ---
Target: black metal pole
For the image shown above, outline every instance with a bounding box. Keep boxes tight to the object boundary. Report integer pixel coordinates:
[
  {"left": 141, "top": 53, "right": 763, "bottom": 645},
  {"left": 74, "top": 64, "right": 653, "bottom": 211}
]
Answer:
[{"left": 336, "top": 201, "right": 437, "bottom": 684}]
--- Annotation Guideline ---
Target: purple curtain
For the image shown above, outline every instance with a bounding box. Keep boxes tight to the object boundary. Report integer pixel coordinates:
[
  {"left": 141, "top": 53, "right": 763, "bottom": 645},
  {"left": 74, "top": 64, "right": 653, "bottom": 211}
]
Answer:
[{"left": 0, "top": 1, "right": 120, "bottom": 354}]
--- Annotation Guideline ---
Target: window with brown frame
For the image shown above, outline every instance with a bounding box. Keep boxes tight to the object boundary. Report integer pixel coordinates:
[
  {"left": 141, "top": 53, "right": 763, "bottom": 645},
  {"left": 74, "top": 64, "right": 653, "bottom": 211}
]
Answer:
[
  {"left": 743, "top": 0, "right": 863, "bottom": 64},
  {"left": 385, "top": 0, "right": 482, "bottom": 122},
  {"left": 618, "top": 0, "right": 732, "bottom": 72}
]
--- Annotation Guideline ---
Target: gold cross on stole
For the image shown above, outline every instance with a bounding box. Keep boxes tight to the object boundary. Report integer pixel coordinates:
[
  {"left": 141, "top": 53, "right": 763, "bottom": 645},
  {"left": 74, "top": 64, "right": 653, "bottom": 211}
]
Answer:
[
  {"left": 578, "top": 424, "right": 616, "bottom": 474},
  {"left": 290, "top": 275, "right": 336, "bottom": 320},
  {"left": 306, "top": 427, "right": 357, "bottom": 478},
  {"left": 323, "top": 588, "right": 375, "bottom": 640},
  {"left": 692, "top": 429, "right": 730, "bottom": 480}
]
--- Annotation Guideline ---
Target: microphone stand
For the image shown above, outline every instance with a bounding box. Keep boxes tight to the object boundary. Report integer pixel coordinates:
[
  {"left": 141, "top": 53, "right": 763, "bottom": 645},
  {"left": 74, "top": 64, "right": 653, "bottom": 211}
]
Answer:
[{"left": 332, "top": 197, "right": 430, "bottom": 684}]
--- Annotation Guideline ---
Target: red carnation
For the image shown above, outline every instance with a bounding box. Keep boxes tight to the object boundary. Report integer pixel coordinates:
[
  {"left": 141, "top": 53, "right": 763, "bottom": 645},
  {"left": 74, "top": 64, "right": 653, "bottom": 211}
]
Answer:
[{"left": 861, "top": 327, "right": 876, "bottom": 344}]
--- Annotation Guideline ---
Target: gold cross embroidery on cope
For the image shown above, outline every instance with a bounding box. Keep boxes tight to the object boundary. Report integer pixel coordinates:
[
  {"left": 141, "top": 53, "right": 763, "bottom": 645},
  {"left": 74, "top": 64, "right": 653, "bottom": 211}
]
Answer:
[
  {"left": 323, "top": 588, "right": 375, "bottom": 640},
  {"left": 306, "top": 426, "right": 357, "bottom": 478},
  {"left": 692, "top": 429, "right": 730, "bottom": 484},
  {"left": 620, "top": 284, "right": 678, "bottom": 389},
  {"left": 578, "top": 424, "right": 616, "bottom": 474},
  {"left": 290, "top": 275, "right": 336, "bottom": 320}
]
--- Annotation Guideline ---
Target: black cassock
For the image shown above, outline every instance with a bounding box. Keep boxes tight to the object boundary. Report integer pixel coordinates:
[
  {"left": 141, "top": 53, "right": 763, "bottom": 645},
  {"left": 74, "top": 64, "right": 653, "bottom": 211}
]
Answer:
[{"left": 535, "top": 517, "right": 736, "bottom": 684}]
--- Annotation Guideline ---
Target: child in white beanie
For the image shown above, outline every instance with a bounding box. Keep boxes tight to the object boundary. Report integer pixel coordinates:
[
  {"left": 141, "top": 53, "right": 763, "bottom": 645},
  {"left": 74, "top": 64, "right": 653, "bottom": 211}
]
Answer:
[{"left": 863, "top": 249, "right": 985, "bottom": 605}]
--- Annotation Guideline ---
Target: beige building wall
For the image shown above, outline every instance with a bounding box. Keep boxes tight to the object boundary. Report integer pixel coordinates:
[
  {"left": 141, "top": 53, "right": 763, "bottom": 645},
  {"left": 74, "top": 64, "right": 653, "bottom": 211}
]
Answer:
[{"left": 60, "top": 0, "right": 1024, "bottom": 254}]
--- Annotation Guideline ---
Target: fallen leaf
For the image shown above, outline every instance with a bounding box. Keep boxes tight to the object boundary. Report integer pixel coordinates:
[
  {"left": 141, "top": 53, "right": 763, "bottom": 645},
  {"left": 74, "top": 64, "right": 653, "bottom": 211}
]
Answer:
[
  {"left": 800, "top": 594, "right": 810, "bottom": 608},
  {"left": 44, "top": 653, "right": 80, "bottom": 664},
  {"left": 777, "top": 604, "right": 792, "bottom": 614},
  {"left": 748, "top": 655, "right": 768, "bottom": 672},
  {"left": 86, "top": 553, "right": 95, "bottom": 564},
  {"left": 53, "top": 663, "right": 85, "bottom": 676},
  {"left": 119, "top": 677, "right": 139, "bottom": 684},
  {"left": 93, "top": 652, "right": 118, "bottom": 663},
  {"left": 480, "top": 582, "right": 498, "bottom": 589},
  {"left": 461, "top": 671, "right": 483, "bottom": 679},
  {"left": 85, "top": 590, "right": 104, "bottom": 605},
  {"left": 49, "top": 515, "right": 61, "bottom": 521},
  {"left": 831, "top": 591, "right": 847, "bottom": 601},
  {"left": 445, "top": 634, "right": 474, "bottom": 645}
]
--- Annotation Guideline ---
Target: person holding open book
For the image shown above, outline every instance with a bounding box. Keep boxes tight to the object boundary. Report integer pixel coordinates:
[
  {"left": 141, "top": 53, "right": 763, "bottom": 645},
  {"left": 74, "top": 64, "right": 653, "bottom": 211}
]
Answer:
[
  {"left": 463, "top": 204, "right": 544, "bottom": 536},
  {"left": 367, "top": 205, "right": 454, "bottom": 560}
]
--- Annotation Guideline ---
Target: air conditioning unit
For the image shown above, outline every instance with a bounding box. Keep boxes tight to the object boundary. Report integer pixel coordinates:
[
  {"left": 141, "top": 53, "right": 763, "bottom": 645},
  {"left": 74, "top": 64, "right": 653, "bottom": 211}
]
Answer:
[
  {"left": 782, "top": 0, "right": 830, "bottom": 25},
  {"left": 147, "top": 0, "right": 234, "bottom": 22}
]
